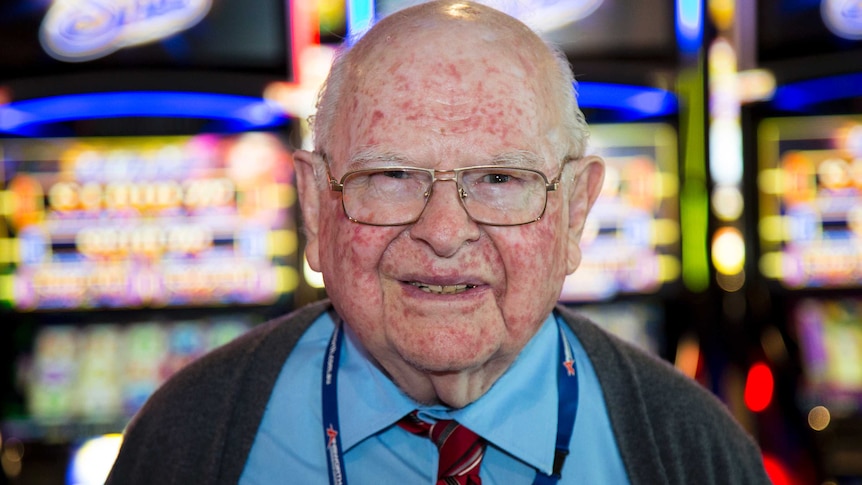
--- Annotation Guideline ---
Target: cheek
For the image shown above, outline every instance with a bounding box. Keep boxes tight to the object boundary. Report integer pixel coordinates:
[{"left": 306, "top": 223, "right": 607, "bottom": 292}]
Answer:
[
  {"left": 494, "top": 217, "right": 566, "bottom": 326},
  {"left": 319, "top": 209, "right": 400, "bottom": 307},
  {"left": 505, "top": 222, "right": 563, "bottom": 281}
]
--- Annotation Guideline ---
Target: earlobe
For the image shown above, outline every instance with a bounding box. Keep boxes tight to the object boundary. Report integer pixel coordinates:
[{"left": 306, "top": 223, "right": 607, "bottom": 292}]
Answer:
[
  {"left": 294, "top": 149, "right": 323, "bottom": 271},
  {"left": 566, "top": 155, "right": 605, "bottom": 274}
]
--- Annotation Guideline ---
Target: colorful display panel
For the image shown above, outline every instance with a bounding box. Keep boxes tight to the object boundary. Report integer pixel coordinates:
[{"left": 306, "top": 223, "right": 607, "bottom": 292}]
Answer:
[
  {"left": 794, "top": 297, "right": 862, "bottom": 413},
  {"left": 0, "top": 132, "right": 299, "bottom": 310},
  {"left": 4, "top": 316, "right": 253, "bottom": 440},
  {"left": 560, "top": 122, "right": 680, "bottom": 301},
  {"left": 758, "top": 115, "right": 862, "bottom": 289}
]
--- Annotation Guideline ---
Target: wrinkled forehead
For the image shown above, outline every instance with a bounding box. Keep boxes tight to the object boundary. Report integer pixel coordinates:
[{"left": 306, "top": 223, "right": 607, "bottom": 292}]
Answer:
[
  {"left": 359, "top": 34, "right": 540, "bottom": 109},
  {"left": 349, "top": 10, "right": 550, "bottom": 92},
  {"left": 330, "top": 21, "right": 561, "bottom": 166}
]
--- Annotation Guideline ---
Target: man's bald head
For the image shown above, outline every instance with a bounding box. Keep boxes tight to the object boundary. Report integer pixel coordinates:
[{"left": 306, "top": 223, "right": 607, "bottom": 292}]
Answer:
[
  {"left": 311, "top": 1, "right": 588, "bottom": 164},
  {"left": 349, "top": 1, "right": 546, "bottom": 63}
]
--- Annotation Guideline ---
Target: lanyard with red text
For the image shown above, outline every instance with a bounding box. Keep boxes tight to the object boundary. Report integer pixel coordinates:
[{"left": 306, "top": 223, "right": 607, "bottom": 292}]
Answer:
[{"left": 322, "top": 313, "right": 579, "bottom": 485}]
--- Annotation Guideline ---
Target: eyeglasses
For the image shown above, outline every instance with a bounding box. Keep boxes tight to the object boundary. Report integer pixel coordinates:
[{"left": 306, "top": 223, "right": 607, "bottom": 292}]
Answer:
[{"left": 326, "top": 162, "right": 566, "bottom": 226}]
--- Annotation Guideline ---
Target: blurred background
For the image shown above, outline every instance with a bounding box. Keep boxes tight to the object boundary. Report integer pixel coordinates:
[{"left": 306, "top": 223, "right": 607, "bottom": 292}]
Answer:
[{"left": 0, "top": 0, "right": 861, "bottom": 483}]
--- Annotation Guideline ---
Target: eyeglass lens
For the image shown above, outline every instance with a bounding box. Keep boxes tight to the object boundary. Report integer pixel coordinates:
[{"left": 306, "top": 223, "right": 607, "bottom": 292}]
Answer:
[{"left": 339, "top": 167, "right": 549, "bottom": 226}]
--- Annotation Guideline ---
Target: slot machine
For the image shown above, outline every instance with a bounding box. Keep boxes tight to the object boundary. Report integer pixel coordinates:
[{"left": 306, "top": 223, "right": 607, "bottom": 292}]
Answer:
[
  {"left": 559, "top": 119, "right": 679, "bottom": 359},
  {"left": 744, "top": 0, "right": 862, "bottom": 482},
  {"left": 0, "top": 1, "right": 302, "bottom": 483}
]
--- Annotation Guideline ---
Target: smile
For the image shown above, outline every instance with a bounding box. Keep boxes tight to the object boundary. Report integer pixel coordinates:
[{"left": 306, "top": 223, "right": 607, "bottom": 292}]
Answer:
[{"left": 408, "top": 282, "right": 477, "bottom": 294}]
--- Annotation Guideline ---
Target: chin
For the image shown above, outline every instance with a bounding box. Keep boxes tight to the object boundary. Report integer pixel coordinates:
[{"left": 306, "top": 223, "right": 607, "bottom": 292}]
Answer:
[{"left": 400, "top": 341, "right": 498, "bottom": 374}]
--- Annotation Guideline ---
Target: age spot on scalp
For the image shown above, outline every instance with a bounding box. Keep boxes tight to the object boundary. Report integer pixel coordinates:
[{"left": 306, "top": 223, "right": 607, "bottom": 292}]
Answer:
[
  {"left": 445, "top": 63, "right": 462, "bottom": 82},
  {"left": 393, "top": 74, "right": 411, "bottom": 91}
]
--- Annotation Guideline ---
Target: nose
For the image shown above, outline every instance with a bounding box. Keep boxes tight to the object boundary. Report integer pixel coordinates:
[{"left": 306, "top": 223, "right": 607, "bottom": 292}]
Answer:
[{"left": 408, "top": 179, "right": 481, "bottom": 257}]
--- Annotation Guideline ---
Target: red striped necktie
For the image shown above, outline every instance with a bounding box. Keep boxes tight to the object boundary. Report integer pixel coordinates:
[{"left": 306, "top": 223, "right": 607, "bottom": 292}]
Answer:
[{"left": 399, "top": 411, "right": 487, "bottom": 485}]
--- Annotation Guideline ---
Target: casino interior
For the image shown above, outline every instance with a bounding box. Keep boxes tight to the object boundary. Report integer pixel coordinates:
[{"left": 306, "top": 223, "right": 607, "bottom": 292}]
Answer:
[{"left": 1, "top": 0, "right": 862, "bottom": 484}]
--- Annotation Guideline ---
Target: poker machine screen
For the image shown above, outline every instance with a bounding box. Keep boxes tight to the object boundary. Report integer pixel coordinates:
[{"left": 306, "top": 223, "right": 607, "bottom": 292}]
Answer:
[{"left": 0, "top": 131, "right": 299, "bottom": 311}]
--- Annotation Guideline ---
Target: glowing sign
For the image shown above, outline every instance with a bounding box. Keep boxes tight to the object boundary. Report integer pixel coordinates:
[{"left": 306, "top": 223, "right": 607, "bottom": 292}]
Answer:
[
  {"left": 677, "top": 0, "right": 703, "bottom": 53},
  {"left": 495, "top": 0, "right": 604, "bottom": 33},
  {"left": 821, "top": 0, "right": 862, "bottom": 40},
  {"left": 40, "top": 0, "right": 213, "bottom": 62},
  {"left": 0, "top": 92, "right": 288, "bottom": 135}
]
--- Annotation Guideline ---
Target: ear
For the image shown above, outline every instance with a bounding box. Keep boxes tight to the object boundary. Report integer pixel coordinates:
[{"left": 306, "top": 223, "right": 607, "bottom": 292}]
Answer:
[
  {"left": 294, "top": 149, "right": 323, "bottom": 272},
  {"left": 565, "top": 155, "right": 605, "bottom": 274}
]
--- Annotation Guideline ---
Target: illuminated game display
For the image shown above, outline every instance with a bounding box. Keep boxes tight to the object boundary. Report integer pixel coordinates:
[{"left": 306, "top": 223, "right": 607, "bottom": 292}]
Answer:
[
  {"left": 0, "top": 132, "right": 299, "bottom": 310},
  {"left": 560, "top": 122, "right": 680, "bottom": 301},
  {"left": 0, "top": 1, "right": 301, "bottom": 482},
  {"left": 757, "top": 115, "right": 862, "bottom": 289},
  {"left": 794, "top": 298, "right": 862, "bottom": 413},
  {"left": 18, "top": 316, "right": 252, "bottom": 434}
]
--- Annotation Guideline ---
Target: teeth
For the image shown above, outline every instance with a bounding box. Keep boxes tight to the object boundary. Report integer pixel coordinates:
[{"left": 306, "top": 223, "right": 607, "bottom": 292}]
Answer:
[{"left": 409, "top": 282, "right": 475, "bottom": 294}]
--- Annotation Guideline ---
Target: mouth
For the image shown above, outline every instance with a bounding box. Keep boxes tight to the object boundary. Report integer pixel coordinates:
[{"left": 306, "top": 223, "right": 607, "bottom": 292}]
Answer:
[{"left": 408, "top": 281, "right": 477, "bottom": 295}]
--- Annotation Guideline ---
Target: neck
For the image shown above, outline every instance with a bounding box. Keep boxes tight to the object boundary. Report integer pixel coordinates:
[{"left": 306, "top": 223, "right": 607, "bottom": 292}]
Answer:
[
  {"left": 378, "top": 353, "right": 515, "bottom": 408},
  {"left": 338, "top": 314, "right": 524, "bottom": 409}
]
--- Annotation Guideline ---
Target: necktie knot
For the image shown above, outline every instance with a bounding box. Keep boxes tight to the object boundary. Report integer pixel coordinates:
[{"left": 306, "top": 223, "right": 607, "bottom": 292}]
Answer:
[{"left": 398, "top": 411, "right": 486, "bottom": 485}]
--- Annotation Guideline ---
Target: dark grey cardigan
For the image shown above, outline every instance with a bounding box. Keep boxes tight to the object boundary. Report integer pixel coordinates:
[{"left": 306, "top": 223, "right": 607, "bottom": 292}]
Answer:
[{"left": 107, "top": 300, "right": 770, "bottom": 484}]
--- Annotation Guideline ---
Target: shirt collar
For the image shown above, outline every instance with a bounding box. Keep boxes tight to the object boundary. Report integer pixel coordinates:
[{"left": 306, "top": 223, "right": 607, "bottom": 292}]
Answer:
[
  {"left": 447, "top": 314, "right": 559, "bottom": 474},
  {"left": 337, "top": 322, "right": 418, "bottom": 450},
  {"left": 337, "top": 313, "right": 560, "bottom": 475}
]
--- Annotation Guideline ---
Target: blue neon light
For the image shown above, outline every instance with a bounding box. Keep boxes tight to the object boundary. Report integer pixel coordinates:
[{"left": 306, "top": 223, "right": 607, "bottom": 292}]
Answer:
[
  {"left": 676, "top": 0, "right": 703, "bottom": 54},
  {"left": 0, "top": 84, "right": 673, "bottom": 136},
  {"left": 347, "top": 0, "right": 375, "bottom": 42},
  {"left": 0, "top": 92, "right": 288, "bottom": 135},
  {"left": 773, "top": 73, "right": 862, "bottom": 111},
  {"left": 578, "top": 82, "right": 677, "bottom": 118}
]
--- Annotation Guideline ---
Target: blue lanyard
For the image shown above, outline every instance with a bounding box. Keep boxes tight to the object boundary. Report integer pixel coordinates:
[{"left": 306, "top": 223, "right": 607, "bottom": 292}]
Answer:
[{"left": 322, "top": 314, "right": 579, "bottom": 484}]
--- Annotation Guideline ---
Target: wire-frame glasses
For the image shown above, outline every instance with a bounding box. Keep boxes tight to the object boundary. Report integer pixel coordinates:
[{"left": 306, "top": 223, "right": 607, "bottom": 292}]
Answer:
[{"left": 327, "top": 163, "right": 565, "bottom": 226}]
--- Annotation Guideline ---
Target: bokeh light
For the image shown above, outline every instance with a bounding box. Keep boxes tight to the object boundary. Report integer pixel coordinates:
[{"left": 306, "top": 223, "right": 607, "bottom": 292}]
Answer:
[
  {"left": 808, "top": 406, "right": 831, "bottom": 431},
  {"left": 744, "top": 362, "right": 774, "bottom": 412}
]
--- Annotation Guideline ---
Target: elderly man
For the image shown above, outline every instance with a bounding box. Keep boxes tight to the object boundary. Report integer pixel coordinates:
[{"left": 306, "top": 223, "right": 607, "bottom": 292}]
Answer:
[{"left": 108, "top": 1, "right": 769, "bottom": 484}]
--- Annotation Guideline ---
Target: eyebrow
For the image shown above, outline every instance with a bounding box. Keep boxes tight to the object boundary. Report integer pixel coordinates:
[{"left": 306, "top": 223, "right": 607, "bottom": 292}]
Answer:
[
  {"left": 344, "top": 149, "right": 412, "bottom": 171},
  {"left": 489, "top": 150, "right": 545, "bottom": 168},
  {"left": 343, "top": 148, "right": 546, "bottom": 171}
]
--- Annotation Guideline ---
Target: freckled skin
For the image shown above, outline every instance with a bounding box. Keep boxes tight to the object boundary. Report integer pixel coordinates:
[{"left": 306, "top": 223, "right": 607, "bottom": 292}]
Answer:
[
  {"left": 369, "top": 110, "right": 385, "bottom": 129},
  {"left": 296, "top": 2, "right": 604, "bottom": 407}
]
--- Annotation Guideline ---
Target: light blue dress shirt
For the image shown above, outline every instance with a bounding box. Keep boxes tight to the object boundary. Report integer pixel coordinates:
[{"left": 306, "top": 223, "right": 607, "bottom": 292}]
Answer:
[{"left": 240, "top": 312, "right": 630, "bottom": 484}]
